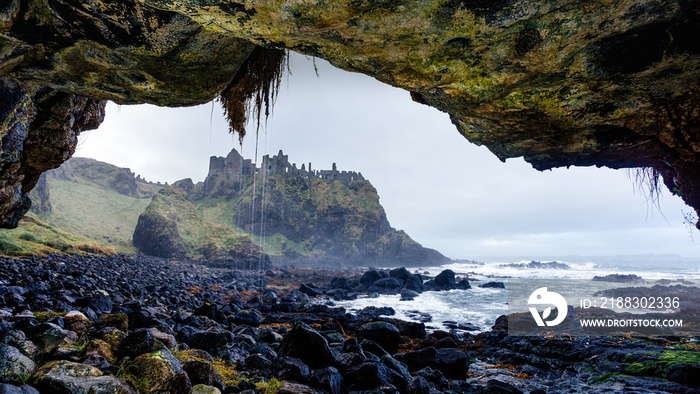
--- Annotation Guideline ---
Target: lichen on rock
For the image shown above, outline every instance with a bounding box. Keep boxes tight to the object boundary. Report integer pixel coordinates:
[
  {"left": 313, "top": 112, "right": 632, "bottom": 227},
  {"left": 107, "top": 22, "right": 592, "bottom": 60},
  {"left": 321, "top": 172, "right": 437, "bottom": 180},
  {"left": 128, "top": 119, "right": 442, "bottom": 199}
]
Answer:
[{"left": 0, "top": 0, "right": 698, "bottom": 227}]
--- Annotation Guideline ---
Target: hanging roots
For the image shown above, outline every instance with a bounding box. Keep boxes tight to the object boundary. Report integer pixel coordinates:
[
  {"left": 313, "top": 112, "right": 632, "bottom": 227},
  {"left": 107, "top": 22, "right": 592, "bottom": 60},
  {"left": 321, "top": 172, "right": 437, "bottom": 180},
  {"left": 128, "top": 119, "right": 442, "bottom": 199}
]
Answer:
[
  {"left": 626, "top": 167, "right": 663, "bottom": 206},
  {"left": 219, "top": 47, "right": 289, "bottom": 142}
]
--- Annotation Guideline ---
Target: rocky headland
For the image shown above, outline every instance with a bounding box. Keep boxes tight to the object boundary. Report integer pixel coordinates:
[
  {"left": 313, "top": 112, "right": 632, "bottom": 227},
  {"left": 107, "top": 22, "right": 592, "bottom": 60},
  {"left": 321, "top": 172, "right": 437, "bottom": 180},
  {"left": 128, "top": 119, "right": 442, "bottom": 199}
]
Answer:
[{"left": 0, "top": 254, "right": 697, "bottom": 393}]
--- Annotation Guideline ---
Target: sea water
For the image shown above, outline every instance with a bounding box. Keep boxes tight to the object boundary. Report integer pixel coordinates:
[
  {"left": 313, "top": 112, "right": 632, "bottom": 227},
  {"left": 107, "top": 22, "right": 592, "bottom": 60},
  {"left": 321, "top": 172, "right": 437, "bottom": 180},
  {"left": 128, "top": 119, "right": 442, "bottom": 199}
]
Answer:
[{"left": 332, "top": 255, "right": 700, "bottom": 332}]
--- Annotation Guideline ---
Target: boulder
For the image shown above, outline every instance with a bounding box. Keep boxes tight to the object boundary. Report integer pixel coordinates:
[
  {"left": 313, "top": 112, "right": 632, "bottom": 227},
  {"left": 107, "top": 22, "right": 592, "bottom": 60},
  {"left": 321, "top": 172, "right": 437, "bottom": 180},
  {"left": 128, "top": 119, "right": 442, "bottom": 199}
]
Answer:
[
  {"left": 407, "top": 376, "right": 430, "bottom": 394},
  {"left": 0, "top": 384, "right": 40, "bottom": 394},
  {"left": 434, "top": 270, "right": 456, "bottom": 290},
  {"left": 23, "top": 323, "right": 67, "bottom": 354},
  {"left": 116, "top": 328, "right": 155, "bottom": 359},
  {"left": 389, "top": 268, "right": 411, "bottom": 285},
  {"left": 191, "top": 384, "right": 221, "bottom": 394},
  {"left": 276, "top": 357, "right": 310, "bottom": 382},
  {"left": 279, "top": 323, "right": 334, "bottom": 369},
  {"left": 360, "top": 271, "right": 382, "bottom": 288},
  {"left": 400, "top": 289, "right": 420, "bottom": 301},
  {"left": 132, "top": 349, "right": 190, "bottom": 393},
  {"left": 436, "top": 348, "right": 469, "bottom": 379},
  {"left": 369, "top": 278, "right": 403, "bottom": 294},
  {"left": 0, "top": 345, "right": 35, "bottom": 384},
  {"left": 30, "top": 360, "right": 135, "bottom": 393},
  {"left": 234, "top": 310, "right": 263, "bottom": 327},
  {"left": 479, "top": 282, "right": 506, "bottom": 289},
  {"left": 344, "top": 362, "right": 393, "bottom": 391},
  {"left": 357, "top": 322, "right": 401, "bottom": 354},
  {"left": 309, "top": 366, "right": 343, "bottom": 394},
  {"left": 394, "top": 347, "right": 437, "bottom": 372}
]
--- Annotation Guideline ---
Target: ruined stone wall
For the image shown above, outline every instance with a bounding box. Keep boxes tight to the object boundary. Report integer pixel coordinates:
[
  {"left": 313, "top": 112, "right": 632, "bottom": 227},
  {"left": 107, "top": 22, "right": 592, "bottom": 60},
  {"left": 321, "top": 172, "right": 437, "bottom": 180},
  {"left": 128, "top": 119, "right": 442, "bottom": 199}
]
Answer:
[{"left": 209, "top": 148, "right": 364, "bottom": 182}]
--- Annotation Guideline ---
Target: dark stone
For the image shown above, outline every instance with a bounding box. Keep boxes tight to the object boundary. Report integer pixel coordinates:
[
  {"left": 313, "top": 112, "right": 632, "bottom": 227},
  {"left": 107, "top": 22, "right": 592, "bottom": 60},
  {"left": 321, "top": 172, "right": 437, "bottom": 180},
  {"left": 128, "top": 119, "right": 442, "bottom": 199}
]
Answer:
[
  {"left": 245, "top": 353, "right": 273, "bottom": 370},
  {"left": 360, "top": 270, "right": 382, "bottom": 288},
  {"left": 234, "top": 310, "right": 262, "bottom": 327},
  {"left": 434, "top": 270, "right": 456, "bottom": 290},
  {"left": 359, "top": 339, "right": 389, "bottom": 359},
  {"left": 456, "top": 278, "right": 471, "bottom": 289},
  {"left": 484, "top": 379, "right": 523, "bottom": 394},
  {"left": 333, "top": 352, "right": 365, "bottom": 374},
  {"left": 276, "top": 357, "right": 310, "bottom": 382},
  {"left": 479, "top": 281, "right": 505, "bottom": 289},
  {"left": 400, "top": 289, "right": 420, "bottom": 301},
  {"left": 23, "top": 323, "right": 67, "bottom": 354},
  {"left": 357, "top": 321, "right": 401, "bottom": 354},
  {"left": 370, "top": 278, "right": 403, "bottom": 294},
  {"left": 330, "top": 277, "right": 350, "bottom": 290},
  {"left": 309, "top": 366, "right": 343, "bottom": 394},
  {"left": 188, "top": 330, "right": 233, "bottom": 353},
  {"left": 406, "top": 376, "right": 430, "bottom": 394},
  {"left": 436, "top": 348, "right": 469, "bottom": 379},
  {"left": 389, "top": 267, "right": 411, "bottom": 284},
  {"left": 298, "top": 283, "right": 322, "bottom": 297},
  {"left": 279, "top": 322, "right": 334, "bottom": 369},
  {"left": 117, "top": 328, "right": 155, "bottom": 359},
  {"left": 404, "top": 275, "right": 423, "bottom": 292},
  {"left": 394, "top": 347, "right": 437, "bottom": 372},
  {"left": 667, "top": 363, "right": 700, "bottom": 386},
  {"left": 183, "top": 360, "right": 224, "bottom": 389},
  {"left": 76, "top": 293, "right": 113, "bottom": 315},
  {"left": 344, "top": 362, "right": 393, "bottom": 391}
]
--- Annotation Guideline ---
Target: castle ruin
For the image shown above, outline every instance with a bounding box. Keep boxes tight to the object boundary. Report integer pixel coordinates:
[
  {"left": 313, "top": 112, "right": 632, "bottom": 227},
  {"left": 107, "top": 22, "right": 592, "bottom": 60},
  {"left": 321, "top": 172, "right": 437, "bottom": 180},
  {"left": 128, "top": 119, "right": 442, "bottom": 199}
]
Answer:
[{"left": 208, "top": 148, "right": 364, "bottom": 182}]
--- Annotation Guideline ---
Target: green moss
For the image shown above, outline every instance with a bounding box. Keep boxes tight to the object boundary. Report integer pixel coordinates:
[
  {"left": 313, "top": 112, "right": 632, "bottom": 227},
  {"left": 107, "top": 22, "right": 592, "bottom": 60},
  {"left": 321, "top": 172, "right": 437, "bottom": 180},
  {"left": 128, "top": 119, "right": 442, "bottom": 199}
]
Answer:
[{"left": 623, "top": 350, "right": 700, "bottom": 378}]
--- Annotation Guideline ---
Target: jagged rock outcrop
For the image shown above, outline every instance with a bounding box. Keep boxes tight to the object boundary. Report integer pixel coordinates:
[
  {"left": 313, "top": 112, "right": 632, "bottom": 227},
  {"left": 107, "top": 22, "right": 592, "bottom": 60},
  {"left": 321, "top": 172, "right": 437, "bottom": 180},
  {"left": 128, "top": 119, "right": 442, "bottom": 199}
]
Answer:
[
  {"left": 133, "top": 185, "right": 269, "bottom": 268},
  {"left": 0, "top": 0, "right": 699, "bottom": 227},
  {"left": 0, "top": 78, "right": 104, "bottom": 228}
]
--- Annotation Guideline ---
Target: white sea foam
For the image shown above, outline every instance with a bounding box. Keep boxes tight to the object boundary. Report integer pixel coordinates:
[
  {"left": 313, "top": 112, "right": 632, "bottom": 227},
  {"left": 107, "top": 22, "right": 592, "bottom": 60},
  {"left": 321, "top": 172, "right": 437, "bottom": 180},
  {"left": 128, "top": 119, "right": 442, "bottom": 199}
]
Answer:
[{"left": 338, "top": 256, "right": 700, "bottom": 332}]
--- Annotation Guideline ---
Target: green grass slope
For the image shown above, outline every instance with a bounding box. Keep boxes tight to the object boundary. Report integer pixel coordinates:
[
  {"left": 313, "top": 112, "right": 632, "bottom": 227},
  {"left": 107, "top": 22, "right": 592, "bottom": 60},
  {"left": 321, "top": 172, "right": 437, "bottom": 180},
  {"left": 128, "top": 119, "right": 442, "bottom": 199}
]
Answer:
[
  {"left": 30, "top": 158, "right": 162, "bottom": 253},
  {"left": 0, "top": 214, "right": 115, "bottom": 256}
]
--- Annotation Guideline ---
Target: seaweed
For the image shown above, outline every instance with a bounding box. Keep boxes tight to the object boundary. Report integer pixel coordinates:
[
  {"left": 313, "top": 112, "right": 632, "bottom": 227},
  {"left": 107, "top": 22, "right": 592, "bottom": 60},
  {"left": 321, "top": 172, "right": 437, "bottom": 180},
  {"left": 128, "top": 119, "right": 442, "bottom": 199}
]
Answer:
[{"left": 218, "top": 47, "right": 289, "bottom": 142}]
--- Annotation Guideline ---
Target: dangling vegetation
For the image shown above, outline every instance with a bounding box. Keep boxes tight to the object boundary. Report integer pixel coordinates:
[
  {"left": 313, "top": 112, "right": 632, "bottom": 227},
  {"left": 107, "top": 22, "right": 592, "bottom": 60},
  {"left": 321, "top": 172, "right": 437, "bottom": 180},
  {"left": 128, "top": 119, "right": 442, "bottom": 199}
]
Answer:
[
  {"left": 626, "top": 167, "right": 663, "bottom": 208},
  {"left": 218, "top": 47, "right": 289, "bottom": 142}
]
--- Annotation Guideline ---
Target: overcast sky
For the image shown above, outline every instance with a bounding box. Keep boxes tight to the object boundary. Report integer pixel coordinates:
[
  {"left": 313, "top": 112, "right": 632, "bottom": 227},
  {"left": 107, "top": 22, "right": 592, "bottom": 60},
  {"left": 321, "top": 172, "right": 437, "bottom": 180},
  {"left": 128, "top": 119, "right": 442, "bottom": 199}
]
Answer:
[{"left": 75, "top": 54, "right": 699, "bottom": 259}]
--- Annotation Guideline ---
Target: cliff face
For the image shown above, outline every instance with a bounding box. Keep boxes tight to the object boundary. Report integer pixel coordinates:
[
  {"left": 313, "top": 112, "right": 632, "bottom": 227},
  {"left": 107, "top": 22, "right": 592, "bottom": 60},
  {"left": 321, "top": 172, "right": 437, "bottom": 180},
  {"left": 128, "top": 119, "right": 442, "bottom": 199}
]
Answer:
[
  {"left": 133, "top": 185, "right": 269, "bottom": 268},
  {"left": 188, "top": 149, "right": 447, "bottom": 266},
  {"left": 0, "top": 0, "right": 699, "bottom": 227}
]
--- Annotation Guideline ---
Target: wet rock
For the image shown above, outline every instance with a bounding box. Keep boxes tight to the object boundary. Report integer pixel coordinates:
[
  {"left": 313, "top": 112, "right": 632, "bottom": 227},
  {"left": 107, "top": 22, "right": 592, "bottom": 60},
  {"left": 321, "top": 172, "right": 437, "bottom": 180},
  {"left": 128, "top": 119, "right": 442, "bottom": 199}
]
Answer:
[
  {"left": 117, "top": 328, "right": 155, "bottom": 359},
  {"left": 245, "top": 353, "right": 273, "bottom": 370},
  {"left": 484, "top": 379, "right": 523, "bottom": 394},
  {"left": 24, "top": 323, "right": 67, "bottom": 354},
  {"left": 182, "top": 359, "right": 224, "bottom": 389},
  {"left": 235, "top": 310, "right": 262, "bottom": 327},
  {"left": 299, "top": 284, "right": 322, "bottom": 297},
  {"left": 95, "top": 314, "right": 129, "bottom": 331},
  {"left": 359, "top": 339, "right": 389, "bottom": 359},
  {"left": 276, "top": 356, "right": 310, "bottom": 382},
  {"left": 389, "top": 268, "right": 411, "bottom": 285},
  {"left": 276, "top": 382, "right": 317, "bottom": 394},
  {"left": 479, "top": 282, "right": 506, "bottom": 289},
  {"left": 394, "top": 347, "right": 437, "bottom": 372},
  {"left": 0, "top": 345, "right": 35, "bottom": 384},
  {"left": 309, "top": 366, "right": 343, "bottom": 394},
  {"left": 82, "top": 339, "right": 115, "bottom": 363},
  {"left": 357, "top": 322, "right": 401, "bottom": 354},
  {"left": 400, "top": 289, "right": 420, "bottom": 301},
  {"left": 360, "top": 271, "right": 382, "bottom": 288},
  {"left": 191, "top": 384, "right": 221, "bottom": 394},
  {"left": 0, "top": 384, "right": 39, "bottom": 394},
  {"left": 76, "top": 293, "right": 113, "bottom": 315},
  {"left": 436, "top": 348, "right": 469, "bottom": 379},
  {"left": 31, "top": 360, "right": 135, "bottom": 393},
  {"left": 279, "top": 322, "right": 334, "bottom": 369},
  {"left": 345, "top": 362, "right": 393, "bottom": 391},
  {"left": 132, "top": 348, "right": 190, "bottom": 393},
  {"left": 406, "top": 376, "right": 430, "bottom": 394},
  {"left": 369, "top": 278, "right": 403, "bottom": 294}
]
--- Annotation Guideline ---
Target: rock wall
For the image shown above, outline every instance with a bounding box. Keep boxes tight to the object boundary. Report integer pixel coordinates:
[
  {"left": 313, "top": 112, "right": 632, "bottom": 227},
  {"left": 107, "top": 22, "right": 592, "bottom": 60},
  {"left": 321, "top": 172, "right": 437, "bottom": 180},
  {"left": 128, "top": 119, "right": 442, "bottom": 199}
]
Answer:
[{"left": 0, "top": 0, "right": 699, "bottom": 227}]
